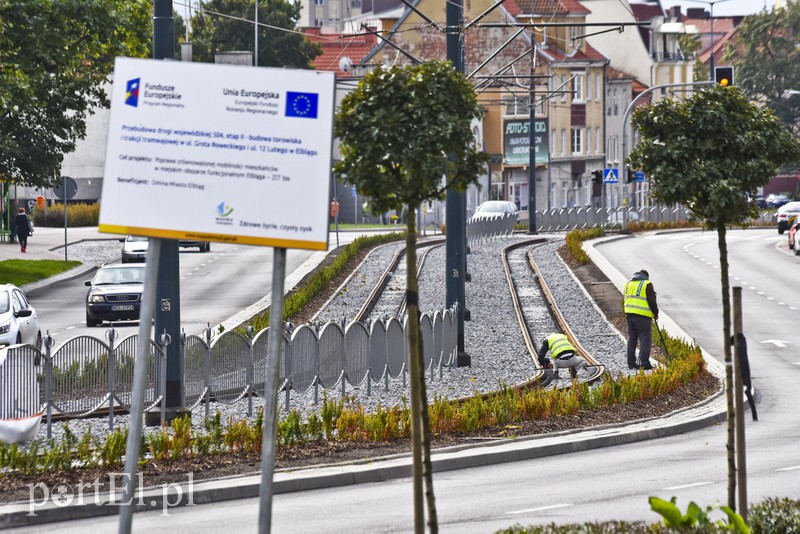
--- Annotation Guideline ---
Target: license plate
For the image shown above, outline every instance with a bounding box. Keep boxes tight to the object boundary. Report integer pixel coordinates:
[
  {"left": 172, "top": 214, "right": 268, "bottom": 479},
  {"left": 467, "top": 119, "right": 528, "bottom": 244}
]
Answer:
[{"left": 112, "top": 304, "right": 134, "bottom": 311}]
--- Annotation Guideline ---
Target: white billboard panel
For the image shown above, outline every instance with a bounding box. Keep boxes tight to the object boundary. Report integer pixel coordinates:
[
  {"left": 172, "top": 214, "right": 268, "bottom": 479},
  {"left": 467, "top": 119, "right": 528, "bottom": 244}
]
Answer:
[{"left": 100, "top": 57, "right": 335, "bottom": 250}]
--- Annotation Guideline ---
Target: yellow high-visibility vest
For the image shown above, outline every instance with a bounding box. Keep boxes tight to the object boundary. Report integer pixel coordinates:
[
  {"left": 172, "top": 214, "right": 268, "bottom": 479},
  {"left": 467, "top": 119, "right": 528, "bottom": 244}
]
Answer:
[
  {"left": 624, "top": 279, "right": 654, "bottom": 318},
  {"left": 546, "top": 333, "right": 575, "bottom": 358}
]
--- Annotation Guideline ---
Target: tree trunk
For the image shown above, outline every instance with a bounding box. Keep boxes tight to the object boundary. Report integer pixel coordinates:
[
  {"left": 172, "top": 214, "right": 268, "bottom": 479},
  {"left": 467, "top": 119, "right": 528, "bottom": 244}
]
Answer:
[
  {"left": 406, "top": 208, "right": 425, "bottom": 533},
  {"left": 716, "top": 221, "right": 736, "bottom": 511},
  {"left": 405, "top": 206, "right": 438, "bottom": 532}
]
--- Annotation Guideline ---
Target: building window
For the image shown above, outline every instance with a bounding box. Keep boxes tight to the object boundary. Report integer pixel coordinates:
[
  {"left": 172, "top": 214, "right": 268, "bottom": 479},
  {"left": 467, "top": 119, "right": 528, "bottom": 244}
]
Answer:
[
  {"left": 596, "top": 127, "right": 601, "bottom": 155},
  {"left": 595, "top": 73, "right": 601, "bottom": 101},
  {"left": 586, "top": 74, "right": 592, "bottom": 103},
  {"left": 351, "top": 0, "right": 361, "bottom": 6},
  {"left": 561, "top": 129, "right": 567, "bottom": 156},
  {"left": 573, "top": 73, "right": 584, "bottom": 102},
  {"left": 585, "top": 126, "right": 591, "bottom": 154},
  {"left": 551, "top": 129, "right": 557, "bottom": 156},
  {"left": 549, "top": 182, "right": 556, "bottom": 208},
  {"left": 561, "top": 75, "right": 567, "bottom": 102},
  {"left": 562, "top": 183, "right": 569, "bottom": 208},
  {"left": 505, "top": 95, "right": 530, "bottom": 116},
  {"left": 315, "top": 0, "right": 324, "bottom": 5},
  {"left": 569, "top": 25, "right": 584, "bottom": 48},
  {"left": 571, "top": 127, "right": 583, "bottom": 155}
]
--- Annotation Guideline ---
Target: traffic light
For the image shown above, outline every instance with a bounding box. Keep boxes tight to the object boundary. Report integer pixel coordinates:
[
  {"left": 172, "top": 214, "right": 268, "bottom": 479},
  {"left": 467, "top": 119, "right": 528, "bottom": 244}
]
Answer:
[
  {"left": 591, "top": 170, "right": 603, "bottom": 184},
  {"left": 625, "top": 165, "right": 634, "bottom": 183},
  {"left": 714, "top": 66, "right": 734, "bottom": 87}
]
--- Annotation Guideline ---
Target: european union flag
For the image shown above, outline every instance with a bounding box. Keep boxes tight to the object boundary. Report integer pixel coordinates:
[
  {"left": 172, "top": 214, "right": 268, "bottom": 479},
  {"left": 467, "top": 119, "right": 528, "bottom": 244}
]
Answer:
[
  {"left": 285, "top": 92, "right": 318, "bottom": 119},
  {"left": 125, "top": 78, "right": 140, "bottom": 107}
]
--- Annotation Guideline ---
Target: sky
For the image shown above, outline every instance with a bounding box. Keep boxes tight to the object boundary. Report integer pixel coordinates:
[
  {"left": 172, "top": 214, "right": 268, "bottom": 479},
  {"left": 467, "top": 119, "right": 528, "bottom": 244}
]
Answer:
[{"left": 662, "top": 0, "right": 776, "bottom": 17}]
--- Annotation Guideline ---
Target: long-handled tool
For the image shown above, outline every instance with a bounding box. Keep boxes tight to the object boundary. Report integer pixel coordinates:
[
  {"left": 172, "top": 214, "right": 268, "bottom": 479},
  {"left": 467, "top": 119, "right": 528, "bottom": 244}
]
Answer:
[{"left": 654, "top": 320, "right": 671, "bottom": 360}]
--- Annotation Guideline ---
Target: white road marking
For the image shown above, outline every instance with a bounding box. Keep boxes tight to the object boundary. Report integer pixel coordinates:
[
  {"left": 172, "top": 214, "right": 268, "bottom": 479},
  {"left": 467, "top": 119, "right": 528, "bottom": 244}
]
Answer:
[
  {"left": 761, "top": 339, "right": 789, "bottom": 348},
  {"left": 507, "top": 504, "right": 572, "bottom": 515},
  {"left": 776, "top": 465, "right": 800, "bottom": 472},
  {"left": 662, "top": 482, "right": 714, "bottom": 491}
]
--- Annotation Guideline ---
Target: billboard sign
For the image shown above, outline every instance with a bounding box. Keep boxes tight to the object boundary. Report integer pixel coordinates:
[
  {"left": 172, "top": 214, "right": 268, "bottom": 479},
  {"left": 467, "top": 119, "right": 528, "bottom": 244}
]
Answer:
[
  {"left": 503, "top": 118, "right": 549, "bottom": 166},
  {"left": 100, "top": 57, "right": 335, "bottom": 250}
]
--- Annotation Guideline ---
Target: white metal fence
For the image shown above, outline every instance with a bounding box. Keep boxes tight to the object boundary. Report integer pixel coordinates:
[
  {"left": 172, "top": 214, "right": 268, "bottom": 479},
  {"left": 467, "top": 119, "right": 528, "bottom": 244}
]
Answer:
[{"left": 0, "top": 308, "right": 459, "bottom": 437}]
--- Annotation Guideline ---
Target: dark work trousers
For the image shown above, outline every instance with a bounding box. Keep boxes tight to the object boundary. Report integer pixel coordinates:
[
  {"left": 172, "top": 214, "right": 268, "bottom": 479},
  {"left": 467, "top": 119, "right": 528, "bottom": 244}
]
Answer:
[{"left": 626, "top": 313, "right": 652, "bottom": 367}]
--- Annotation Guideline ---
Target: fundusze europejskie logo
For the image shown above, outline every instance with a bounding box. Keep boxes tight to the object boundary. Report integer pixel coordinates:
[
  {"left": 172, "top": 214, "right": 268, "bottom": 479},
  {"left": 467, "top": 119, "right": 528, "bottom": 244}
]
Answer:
[
  {"left": 285, "top": 92, "right": 318, "bottom": 119},
  {"left": 125, "top": 78, "right": 140, "bottom": 107}
]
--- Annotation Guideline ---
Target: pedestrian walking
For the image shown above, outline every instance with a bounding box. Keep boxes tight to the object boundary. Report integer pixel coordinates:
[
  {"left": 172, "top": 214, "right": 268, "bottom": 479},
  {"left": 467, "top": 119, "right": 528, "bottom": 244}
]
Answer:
[
  {"left": 623, "top": 269, "right": 659, "bottom": 370},
  {"left": 537, "top": 332, "right": 589, "bottom": 379},
  {"left": 14, "top": 207, "right": 32, "bottom": 253}
]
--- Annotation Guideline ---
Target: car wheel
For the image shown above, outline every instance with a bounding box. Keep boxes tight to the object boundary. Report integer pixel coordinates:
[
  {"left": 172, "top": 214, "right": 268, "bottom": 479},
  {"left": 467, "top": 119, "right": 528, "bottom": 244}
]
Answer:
[
  {"left": 86, "top": 313, "right": 100, "bottom": 327},
  {"left": 35, "top": 331, "right": 42, "bottom": 350},
  {"left": 16, "top": 333, "right": 22, "bottom": 345}
]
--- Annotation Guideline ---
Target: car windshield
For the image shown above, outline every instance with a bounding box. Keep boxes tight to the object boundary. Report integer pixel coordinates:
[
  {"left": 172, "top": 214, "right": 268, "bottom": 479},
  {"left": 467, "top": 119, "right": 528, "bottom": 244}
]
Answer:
[
  {"left": 93, "top": 268, "right": 144, "bottom": 285},
  {"left": 0, "top": 292, "right": 8, "bottom": 314}
]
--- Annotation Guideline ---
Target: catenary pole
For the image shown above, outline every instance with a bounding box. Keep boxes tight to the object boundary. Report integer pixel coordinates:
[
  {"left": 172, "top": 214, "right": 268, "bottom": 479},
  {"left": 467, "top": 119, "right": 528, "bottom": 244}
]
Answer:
[
  {"left": 445, "top": 0, "right": 468, "bottom": 365},
  {"left": 151, "top": 0, "right": 185, "bottom": 424}
]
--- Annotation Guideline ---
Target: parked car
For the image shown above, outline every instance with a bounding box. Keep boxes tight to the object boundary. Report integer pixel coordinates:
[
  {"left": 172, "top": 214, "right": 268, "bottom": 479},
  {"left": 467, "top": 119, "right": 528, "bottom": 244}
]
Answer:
[
  {"left": 120, "top": 235, "right": 148, "bottom": 263},
  {"left": 179, "top": 239, "right": 211, "bottom": 253},
  {"left": 120, "top": 235, "right": 210, "bottom": 262},
  {"left": 776, "top": 201, "right": 800, "bottom": 234},
  {"left": 766, "top": 193, "right": 791, "bottom": 209},
  {"left": 0, "top": 284, "right": 41, "bottom": 348},
  {"left": 85, "top": 264, "right": 145, "bottom": 327},
  {"left": 470, "top": 200, "right": 519, "bottom": 222}
]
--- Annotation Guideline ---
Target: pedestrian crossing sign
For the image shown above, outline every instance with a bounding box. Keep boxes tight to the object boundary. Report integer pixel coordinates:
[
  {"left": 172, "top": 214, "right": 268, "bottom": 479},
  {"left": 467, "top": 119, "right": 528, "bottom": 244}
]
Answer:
[{"left": 604, "top": 169, "right": 618, "bottom": 183}]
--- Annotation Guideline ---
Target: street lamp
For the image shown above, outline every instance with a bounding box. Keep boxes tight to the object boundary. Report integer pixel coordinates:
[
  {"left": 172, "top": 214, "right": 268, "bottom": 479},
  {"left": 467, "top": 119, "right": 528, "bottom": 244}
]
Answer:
[{"left": 683, "top": 0, "right": 735, "bottom": 78}]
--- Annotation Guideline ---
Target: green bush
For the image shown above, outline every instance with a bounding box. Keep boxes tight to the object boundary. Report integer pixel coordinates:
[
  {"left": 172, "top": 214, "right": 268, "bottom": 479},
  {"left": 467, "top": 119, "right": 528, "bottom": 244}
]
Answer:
[
  {"left": 31, "top": 202, "right": 100, "bottom": 227},
  {"left": 748, "top": 497, "right": 800, "bottom": 533}
]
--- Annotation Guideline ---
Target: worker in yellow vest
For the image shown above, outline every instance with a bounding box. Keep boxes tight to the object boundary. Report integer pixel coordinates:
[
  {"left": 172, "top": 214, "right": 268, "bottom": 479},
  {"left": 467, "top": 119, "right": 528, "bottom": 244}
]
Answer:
[
  {"left": 623, "top": 269, "right": 659, "bottom": 370},
  {"left": 537, "top": 333, "right": 588, "bottom": 379}
]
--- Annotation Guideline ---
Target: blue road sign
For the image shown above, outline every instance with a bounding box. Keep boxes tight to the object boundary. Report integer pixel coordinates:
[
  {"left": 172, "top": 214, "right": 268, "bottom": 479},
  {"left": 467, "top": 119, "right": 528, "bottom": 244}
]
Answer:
[
  {"left": 604, "top": 168, "right": 618, "bottom": 183},
  {"left": 634, "top": 171, "right": 646, "bottom": 182}
]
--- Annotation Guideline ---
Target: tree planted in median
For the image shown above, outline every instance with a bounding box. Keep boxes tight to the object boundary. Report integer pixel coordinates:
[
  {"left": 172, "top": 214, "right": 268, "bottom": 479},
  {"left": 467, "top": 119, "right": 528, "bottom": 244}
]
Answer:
[{"left": 334, "top": 60, "right": 489, "bottom": 533}]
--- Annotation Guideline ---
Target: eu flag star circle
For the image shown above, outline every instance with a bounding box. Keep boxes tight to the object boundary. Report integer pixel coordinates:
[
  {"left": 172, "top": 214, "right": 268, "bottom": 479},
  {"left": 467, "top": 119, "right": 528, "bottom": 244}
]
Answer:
[{"left": 292, "top": 95, "right": 312, "bottom": 116}]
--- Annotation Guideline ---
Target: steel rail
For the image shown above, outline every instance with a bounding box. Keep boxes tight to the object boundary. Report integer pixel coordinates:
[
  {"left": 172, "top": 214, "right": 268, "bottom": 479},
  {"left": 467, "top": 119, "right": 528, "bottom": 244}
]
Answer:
[
  {"left": 395, "top": 242, "right": 445, "bottom": 320},
  {"left": 526, "top": 247, "right": 605, "bottom": 383},
  {"left": 352, "top": 238, "right": 446, "bottom": 323}
]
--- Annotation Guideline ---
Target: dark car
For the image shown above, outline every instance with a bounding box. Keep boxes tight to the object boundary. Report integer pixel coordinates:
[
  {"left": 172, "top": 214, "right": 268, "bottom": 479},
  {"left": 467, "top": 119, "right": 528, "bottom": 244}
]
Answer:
[
  {"left": 179, "top": 239, "right": 211, "bottom": 253},
  {"left": 85, "top": 264, "right": 145, "bottom": 327}
]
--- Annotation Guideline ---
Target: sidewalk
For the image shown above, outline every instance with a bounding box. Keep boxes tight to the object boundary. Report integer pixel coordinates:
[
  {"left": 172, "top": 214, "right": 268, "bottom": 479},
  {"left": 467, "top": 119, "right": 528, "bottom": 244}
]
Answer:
[{"left": 0, "top": 231, "right": 729, "bottom": 529}]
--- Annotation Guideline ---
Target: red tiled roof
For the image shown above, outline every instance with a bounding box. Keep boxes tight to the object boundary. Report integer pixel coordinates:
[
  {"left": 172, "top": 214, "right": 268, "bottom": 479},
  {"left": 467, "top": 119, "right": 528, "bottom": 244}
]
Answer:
[
  {"left": 304, "top": 28, "right": 378, "bottom": 77},
  {"left": 630, "top": 3, "right": 662, "bottom": 20},
  {"left": 684, "top": 18, "right": 735, "bottom": 34},
  {"left": 504, "top": 0, "right": 523, "bottom": 18},
  {"left": 514, "top": 0, "right": 590, "bottom": 16}
]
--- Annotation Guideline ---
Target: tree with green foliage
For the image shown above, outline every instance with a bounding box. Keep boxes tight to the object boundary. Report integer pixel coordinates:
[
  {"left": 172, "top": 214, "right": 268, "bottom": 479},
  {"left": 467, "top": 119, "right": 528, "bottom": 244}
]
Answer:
[
  {"left": 334, "top": 60, "right": 488, "bottom": 533},
  {"left": 0, "top": 0, "right": 151, "bottom": 188},
  {"left": 629, "top": 85, "right": 800, "bottom": 512},
  {"left": 726, "top": 3, "right": 800, "bottom": 134},
  {"left": 189, "top": 0, "right": 320, "bottom": 68}
]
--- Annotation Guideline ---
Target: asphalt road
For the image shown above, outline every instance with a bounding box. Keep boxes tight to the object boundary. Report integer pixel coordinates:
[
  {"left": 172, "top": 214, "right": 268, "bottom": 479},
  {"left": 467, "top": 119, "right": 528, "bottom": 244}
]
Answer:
[{"left": 14, "top": 228, "right": 799, "bottom": 532}]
